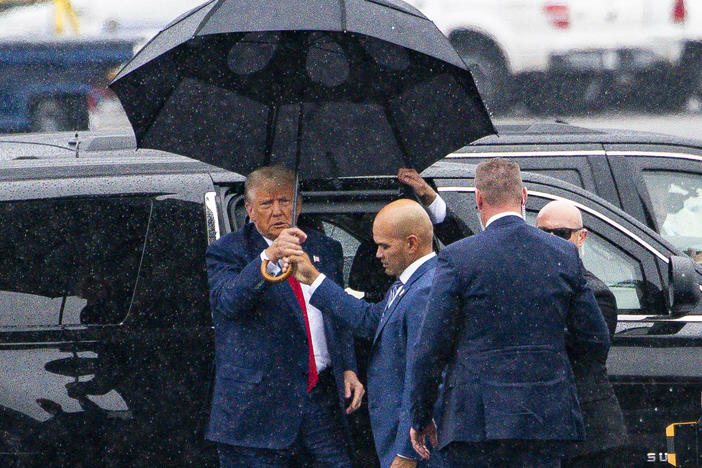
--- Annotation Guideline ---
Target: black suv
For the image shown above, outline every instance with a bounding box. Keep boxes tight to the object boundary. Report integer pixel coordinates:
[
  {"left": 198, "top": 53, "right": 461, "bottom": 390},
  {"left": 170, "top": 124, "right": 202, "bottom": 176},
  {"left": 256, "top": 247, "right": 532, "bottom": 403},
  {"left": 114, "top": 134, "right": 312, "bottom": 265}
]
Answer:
[
  {"left": 452, "top": 123, "right": 702, "bottom": 265},
  {"left": 0, "top": 131, "right": 698, "bottom": 467}
]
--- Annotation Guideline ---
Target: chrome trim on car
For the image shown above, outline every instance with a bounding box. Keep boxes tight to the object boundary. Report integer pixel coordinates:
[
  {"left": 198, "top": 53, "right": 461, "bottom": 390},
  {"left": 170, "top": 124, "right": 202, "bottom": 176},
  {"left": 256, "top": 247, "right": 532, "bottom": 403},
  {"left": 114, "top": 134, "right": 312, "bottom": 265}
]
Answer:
[
  {"left": 606, "top": 150, "right": 702, "bottom": 163},
  {"left": 617, "top": 314, "right": 702, "bottom": 322},
  {"left": 446, "top": 150, "right": 606, "bottom": 159},
  {"left": 205, "top": 191, "right": 220, "bottom": 243},
  {"left": 438, "top": 186, "right": 668, "bottom": 262}
]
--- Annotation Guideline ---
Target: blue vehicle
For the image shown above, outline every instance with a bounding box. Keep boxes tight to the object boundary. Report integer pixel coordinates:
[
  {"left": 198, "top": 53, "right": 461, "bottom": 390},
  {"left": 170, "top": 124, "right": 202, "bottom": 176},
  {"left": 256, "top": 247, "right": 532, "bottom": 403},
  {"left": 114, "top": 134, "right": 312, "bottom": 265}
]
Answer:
[{"left": 0, "top": 38, "right": 134, "bottom": 133}]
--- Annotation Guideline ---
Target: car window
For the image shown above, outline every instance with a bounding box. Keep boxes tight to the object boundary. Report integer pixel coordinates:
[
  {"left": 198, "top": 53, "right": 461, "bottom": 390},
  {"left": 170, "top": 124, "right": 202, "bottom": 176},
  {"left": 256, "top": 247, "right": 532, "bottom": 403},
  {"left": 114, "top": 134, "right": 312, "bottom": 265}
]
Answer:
[
  {"left": 642, "top": 170, "right": 702, "bottom": 264},
  {"left": 525, "top": 206, "right": 646, "bottom": 312},
  {"left": 441, "top": 187, "right": 660, "bottom": 315},
  {"left": 0, "top": 196, "right": 151, "bottom": 327},
  {"left": 128, "top": 197, "right": 211, "bottom": 327},
  {"left": 321, "top": 220, "right": 361, "bottom": 285}
]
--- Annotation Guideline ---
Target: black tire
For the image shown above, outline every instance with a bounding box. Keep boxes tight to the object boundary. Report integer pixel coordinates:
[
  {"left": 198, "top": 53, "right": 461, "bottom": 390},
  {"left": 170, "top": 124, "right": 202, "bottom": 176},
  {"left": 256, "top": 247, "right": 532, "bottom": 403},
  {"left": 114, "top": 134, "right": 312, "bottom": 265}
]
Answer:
[{"left": 452, "top": 38, "right": 514, "bottom": 115}]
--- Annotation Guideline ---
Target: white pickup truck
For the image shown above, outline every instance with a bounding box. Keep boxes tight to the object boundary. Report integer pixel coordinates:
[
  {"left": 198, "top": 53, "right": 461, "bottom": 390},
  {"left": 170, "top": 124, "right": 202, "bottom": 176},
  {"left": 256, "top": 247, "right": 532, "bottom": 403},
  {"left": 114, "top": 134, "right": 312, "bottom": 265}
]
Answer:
[{"left": 406, "top": 0, "right": 688, "bottom": 114}]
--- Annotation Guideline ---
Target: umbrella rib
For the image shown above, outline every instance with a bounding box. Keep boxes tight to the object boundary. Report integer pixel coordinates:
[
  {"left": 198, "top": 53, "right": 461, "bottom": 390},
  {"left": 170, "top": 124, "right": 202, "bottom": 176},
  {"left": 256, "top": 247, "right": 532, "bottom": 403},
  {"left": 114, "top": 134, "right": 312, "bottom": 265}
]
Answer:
[
  {"left": 193, "top": 0, "right": 227, "bottom": 37},
  {"left": 112, "top": 0, "right": 216, "bottom": 82},
  {"left": 134, "top": 82, "right": 183, "bottom": 145}
]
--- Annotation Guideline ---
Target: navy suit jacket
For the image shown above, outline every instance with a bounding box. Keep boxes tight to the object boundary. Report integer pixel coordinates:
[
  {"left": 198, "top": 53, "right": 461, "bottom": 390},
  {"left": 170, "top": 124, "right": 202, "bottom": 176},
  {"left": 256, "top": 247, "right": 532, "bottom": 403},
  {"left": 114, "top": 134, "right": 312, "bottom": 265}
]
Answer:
[
  {"left": 205, "top": 223, "right": 355, "bottom": 449},
  {"left": 311, "top": 256, "right": 437, "bottom": 468},
  {"left": 409, "top": 216, "right": 610, "bottom": 448}
]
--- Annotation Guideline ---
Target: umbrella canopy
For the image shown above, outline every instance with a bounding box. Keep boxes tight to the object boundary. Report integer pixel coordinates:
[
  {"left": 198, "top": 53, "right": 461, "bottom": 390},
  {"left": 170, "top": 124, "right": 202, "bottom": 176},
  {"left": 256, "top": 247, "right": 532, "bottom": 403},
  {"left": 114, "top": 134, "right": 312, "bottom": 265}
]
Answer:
[{"left": 110, "top": 0, "right": 495, "bottom": 179}]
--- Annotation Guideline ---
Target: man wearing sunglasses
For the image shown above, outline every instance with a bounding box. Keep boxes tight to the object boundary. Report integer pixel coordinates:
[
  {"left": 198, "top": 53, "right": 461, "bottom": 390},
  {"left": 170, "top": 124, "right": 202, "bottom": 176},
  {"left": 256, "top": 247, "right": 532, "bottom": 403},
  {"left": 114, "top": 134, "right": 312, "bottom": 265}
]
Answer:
[{"left": 536, "top": 200, "right": 628, "bottom": 467}]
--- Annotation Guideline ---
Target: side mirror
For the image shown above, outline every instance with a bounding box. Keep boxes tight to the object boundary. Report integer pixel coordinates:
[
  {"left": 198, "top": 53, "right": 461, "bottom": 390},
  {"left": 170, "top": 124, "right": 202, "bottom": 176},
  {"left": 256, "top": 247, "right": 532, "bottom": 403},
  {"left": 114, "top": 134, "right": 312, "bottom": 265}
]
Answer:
[{"left": 667, "top": 255, "right": 701, "bottom": 315}]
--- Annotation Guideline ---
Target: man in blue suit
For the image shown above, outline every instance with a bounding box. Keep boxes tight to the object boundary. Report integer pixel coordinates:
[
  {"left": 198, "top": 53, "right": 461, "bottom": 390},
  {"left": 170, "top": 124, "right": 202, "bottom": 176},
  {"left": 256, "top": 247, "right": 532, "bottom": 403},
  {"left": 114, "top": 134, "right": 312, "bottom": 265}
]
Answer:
[
  {"left": 205, "top": 166, "right": 364, "bottom": 467},
  {"left": 291, "top": 199, "right": 437, "bottom": 468},
  {"left": 409, "top": 159, "right": 610, "bottom": 468}
]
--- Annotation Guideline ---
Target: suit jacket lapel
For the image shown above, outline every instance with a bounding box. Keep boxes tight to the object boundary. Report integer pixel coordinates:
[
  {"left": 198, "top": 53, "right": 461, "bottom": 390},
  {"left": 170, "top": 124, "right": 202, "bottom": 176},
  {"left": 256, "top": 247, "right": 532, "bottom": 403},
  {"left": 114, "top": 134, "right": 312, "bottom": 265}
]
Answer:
[{"left": 372, "top": 256, "right": 437, "bottom": 344}]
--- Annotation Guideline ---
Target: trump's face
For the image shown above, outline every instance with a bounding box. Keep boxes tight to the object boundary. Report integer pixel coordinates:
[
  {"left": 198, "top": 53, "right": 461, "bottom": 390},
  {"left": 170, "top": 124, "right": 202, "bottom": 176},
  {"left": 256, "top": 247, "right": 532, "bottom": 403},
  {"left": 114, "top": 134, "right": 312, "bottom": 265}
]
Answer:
[{"left": 245, "top": 182, "right": 299, "bottom": 240}]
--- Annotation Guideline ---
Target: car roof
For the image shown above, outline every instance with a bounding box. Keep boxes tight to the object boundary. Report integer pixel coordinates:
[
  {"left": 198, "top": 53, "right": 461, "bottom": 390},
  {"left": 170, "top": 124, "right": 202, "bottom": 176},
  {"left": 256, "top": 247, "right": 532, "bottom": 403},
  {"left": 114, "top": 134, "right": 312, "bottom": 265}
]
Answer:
[
  {"left": 464, "top": 122, "right": 702, "bottom": 149},
  {"left": 3, "top": 122, "right": 700, "bottom": 175},
  {"left": 0, "top": 130, "right": 242, "bottom": 181}
]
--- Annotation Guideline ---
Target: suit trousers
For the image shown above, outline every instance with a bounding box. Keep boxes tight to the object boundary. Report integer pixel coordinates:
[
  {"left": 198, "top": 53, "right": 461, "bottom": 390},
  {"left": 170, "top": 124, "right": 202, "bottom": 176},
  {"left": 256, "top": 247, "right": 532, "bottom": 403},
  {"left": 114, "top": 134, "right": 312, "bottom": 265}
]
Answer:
[
  {"left": 440, "top": 440, "right": 562, "bottom": 468},
  {"left": 217, "top": 369, "right": 351, "bottom": 468}
]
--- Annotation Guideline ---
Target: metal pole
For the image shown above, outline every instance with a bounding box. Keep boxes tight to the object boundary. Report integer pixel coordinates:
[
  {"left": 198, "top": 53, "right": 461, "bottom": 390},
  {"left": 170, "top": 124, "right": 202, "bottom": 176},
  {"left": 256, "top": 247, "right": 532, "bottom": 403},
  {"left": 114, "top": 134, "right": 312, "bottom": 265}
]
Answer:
[{"left": 291, "top": 102, "right": 304, "bottom": 227}]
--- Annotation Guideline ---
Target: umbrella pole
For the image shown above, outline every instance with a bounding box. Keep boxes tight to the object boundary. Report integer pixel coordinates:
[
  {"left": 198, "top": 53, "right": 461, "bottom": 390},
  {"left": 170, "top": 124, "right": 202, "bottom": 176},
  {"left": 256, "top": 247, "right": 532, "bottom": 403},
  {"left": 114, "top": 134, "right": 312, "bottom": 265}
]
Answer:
[
  {"left": 291, "top": 170, "right": 300, "bottom": 227},
  {"left": 290, "top": 101, "right": 305, "bottom": 228},
  {"left": 260, "top": 103, "right": 304, "bottom": 283}
]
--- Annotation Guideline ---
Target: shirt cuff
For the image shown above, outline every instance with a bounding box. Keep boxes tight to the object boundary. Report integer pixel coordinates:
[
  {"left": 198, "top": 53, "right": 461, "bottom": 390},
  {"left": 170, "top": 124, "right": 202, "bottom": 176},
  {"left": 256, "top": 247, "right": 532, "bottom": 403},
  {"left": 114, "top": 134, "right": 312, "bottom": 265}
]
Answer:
[
  {"left": 309, "top": 273, "right": 327, "bottom": 296},
  {"left": 260, "top": 250, "right": 281, "bottom": 275},
  {"left": 426, "top": 195, "right": 446, "bottom": 224},
  {"left": 396, "top": 453, "right": 416, "bottom": 460}
]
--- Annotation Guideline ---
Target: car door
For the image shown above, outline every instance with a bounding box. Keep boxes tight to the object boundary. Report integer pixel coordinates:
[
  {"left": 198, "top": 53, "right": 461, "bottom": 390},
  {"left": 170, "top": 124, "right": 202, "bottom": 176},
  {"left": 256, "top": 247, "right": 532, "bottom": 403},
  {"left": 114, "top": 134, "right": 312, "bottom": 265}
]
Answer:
[
  {"left": 607, "top": 145, "right": 702, "bottom": 265},
  {"left": 435, "top": 176, "right": 702, "bottom": 467},
  {"left": 0, "top": 169, "right": 217, "bottom": 466}
]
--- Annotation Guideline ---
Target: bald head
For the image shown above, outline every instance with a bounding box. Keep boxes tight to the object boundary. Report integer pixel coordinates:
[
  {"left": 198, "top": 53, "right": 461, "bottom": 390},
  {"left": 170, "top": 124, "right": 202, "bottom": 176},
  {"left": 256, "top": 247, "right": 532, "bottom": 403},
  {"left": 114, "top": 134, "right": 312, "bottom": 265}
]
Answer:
[
  {"left": 373, "top": 199, "right": 434, "bottom": 277},
  {"left": 536, "top": 200, "right": 588, "bottom": 249},
  {"left": 537, "top": 200, "right": 582, "bottom": 228},
  {"left": 376, "top": 199, "right": 434, "bottom": 245}
]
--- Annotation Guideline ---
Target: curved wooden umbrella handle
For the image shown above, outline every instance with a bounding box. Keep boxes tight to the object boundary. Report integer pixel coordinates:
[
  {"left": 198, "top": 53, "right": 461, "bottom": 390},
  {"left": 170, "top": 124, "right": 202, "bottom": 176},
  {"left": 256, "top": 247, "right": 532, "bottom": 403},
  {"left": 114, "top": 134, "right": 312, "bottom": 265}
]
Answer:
[{"left": 260, "top": 260, "right": 296, "bottom": 283}]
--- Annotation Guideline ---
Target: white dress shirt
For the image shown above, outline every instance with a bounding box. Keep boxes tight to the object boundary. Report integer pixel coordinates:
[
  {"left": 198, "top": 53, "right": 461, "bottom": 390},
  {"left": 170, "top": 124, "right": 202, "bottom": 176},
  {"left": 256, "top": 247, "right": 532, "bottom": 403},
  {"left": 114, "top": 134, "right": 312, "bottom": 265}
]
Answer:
[
  {"left": 260, "top": 238, "right": 331, "bottom": 373},
  {"left": 425, "top": 195, "right": 446, "bottom": 224}
]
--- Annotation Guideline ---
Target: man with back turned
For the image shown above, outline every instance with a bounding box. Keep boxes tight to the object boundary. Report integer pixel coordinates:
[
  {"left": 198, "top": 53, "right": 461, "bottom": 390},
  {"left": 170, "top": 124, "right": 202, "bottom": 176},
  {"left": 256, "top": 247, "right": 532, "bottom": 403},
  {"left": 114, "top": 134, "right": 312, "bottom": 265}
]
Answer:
[{"left": 408, "top": 159, "right": 610, "bottom": 467}]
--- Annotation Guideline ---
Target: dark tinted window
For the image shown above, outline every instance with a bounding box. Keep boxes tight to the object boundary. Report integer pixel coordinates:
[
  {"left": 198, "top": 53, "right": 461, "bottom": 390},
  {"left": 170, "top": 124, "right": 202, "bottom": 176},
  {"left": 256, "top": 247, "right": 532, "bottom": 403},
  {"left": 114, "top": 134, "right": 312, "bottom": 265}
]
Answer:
[
  {"left": 532, "top": 169, "right": 584, "bottom": 188},
  {"left": 0, "top": 197, "right": 151, "bottom": 327},
  {"left": 128, "top": 198, "right": 211, "bottom": 327}
]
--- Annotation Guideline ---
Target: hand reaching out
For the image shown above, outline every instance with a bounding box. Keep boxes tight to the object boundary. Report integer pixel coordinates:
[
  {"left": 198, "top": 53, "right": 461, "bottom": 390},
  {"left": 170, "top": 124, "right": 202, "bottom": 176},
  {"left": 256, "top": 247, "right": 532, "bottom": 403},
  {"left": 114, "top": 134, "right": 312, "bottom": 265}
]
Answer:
[{"left": 398, "top": 168, "right": 438, "bottom": 206}]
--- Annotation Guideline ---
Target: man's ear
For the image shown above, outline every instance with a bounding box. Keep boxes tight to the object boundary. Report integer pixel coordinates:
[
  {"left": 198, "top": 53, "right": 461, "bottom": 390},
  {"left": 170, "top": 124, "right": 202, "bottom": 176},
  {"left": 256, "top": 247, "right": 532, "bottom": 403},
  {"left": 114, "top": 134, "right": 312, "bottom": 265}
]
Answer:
[
  {"left": 406, "top": 234, "right": 420, "bottom": 253},
  {"left": 475, "top": 189, "right": 483, "bottom": 210},
  {"left": 245, "top": 200, "right": 253, "bottom": 218},
  {"left": 578, "top": 229, "right": 589, "bottom": 246}
]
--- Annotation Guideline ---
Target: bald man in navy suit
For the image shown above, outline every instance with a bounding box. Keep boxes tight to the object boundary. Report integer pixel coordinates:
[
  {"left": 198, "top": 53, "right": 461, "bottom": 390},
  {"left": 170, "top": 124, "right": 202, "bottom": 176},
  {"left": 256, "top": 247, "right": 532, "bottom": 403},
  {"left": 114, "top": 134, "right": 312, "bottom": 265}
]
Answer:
[{"left": 292, "top": 199, "right": 438, "bottom": 468}]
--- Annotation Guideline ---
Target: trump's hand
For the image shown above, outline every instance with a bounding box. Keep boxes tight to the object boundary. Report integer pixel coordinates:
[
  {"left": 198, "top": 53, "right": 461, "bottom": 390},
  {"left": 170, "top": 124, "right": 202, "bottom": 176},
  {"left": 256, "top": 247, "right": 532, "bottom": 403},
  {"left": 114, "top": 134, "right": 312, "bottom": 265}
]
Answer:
[
  {"left": 289, "top": 252, "right": 321, "bottom": 285},
  {"left": 265, "top": 227, "right": 306, "bottom": 264},
  {"left": 410, "top": 420, "right": 438, "bottom": 461},
  {"left": 398, "top": 168, "right": 438, "bottom": 206},
  {"left": 343, "top": 370, "right": 365, "bottom": 414}
]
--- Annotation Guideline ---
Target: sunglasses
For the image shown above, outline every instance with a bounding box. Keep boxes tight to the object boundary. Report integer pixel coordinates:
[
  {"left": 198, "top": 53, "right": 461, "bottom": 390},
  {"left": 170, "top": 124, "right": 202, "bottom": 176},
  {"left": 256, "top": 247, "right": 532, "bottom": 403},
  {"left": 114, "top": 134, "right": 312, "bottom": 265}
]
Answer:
[{"left": 538, "top": 226, "right": 583, "bottom": 240}]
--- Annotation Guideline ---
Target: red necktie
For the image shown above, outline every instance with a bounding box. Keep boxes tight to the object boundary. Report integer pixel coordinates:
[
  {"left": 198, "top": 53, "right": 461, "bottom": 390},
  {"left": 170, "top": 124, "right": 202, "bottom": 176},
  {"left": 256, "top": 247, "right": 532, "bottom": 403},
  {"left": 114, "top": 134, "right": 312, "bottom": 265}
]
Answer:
[{"left": 288, "top": 276, "right": 318, "bottom": 392}]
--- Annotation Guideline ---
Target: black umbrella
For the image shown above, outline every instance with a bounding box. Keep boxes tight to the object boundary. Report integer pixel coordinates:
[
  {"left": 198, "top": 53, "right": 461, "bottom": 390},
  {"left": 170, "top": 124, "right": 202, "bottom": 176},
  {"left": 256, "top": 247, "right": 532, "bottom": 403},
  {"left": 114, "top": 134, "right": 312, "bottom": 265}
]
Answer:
[{"left": 111, "top": 0, "right": 495, "bottom": 280}]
